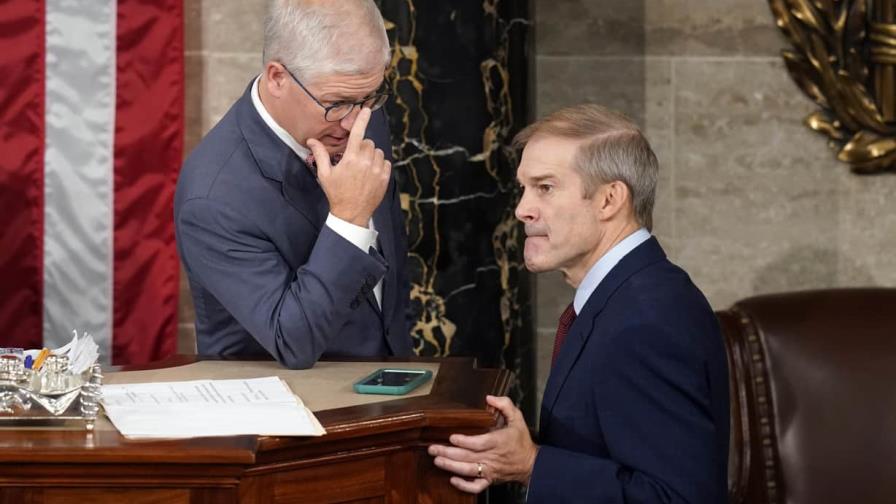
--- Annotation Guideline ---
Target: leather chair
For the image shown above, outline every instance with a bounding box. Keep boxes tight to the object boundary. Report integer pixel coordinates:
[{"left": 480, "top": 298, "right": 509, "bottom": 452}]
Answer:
[{"left": 718, "top": 288, "right": 896, "bottom": 504}]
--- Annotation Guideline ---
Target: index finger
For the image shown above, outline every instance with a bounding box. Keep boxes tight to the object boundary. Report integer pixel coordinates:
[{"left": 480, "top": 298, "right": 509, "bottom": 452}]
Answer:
[
  {"left": 346, "top": 107, "right": 373, "bottom": 153},
  {"left": 449, "top": 431, "right": 498, "bottom": 452}
]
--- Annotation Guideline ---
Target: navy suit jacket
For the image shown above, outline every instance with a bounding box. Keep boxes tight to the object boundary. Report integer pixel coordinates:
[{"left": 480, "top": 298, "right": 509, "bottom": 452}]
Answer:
[
  {"left": 529, "top": 238, "right": 729, "bottom": 503},
  {"left": 174, "top": 82, "right": 412, "bottom": 369}
]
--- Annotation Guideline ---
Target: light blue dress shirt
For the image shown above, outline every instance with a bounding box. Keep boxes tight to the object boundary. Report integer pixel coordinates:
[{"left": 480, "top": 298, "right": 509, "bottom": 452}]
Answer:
[{"left": 572, "top": 228, "right": 651, "bottom": 315}]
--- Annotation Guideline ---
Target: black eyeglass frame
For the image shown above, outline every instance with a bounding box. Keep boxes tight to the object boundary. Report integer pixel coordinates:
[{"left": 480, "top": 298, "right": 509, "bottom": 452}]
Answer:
[{"left": 280, "top": 63, "right": 390, "bottom": 122}]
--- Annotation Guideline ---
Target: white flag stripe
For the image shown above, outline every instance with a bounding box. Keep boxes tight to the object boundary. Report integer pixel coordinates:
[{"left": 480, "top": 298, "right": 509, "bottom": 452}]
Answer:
[{"left": 43, "top": 0, "right": 117, "bottom": 362}]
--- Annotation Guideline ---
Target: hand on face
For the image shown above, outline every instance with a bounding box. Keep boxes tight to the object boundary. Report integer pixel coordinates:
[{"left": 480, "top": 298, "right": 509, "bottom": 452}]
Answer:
[
  {"left": 307, "top": 108, "right": 391, "bottom": 227},
  {"left": 427, "top": 395, "right": 539, "bottom": 494}
]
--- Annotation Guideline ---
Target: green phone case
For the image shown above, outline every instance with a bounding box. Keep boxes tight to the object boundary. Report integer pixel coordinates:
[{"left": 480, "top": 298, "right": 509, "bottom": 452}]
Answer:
[{"left": 353, "top": 368, "right": 433, "bottom": 395}]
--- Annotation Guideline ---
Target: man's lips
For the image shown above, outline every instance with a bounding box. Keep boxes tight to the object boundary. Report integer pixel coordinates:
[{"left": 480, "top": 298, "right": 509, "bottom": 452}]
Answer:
[{"left": 524, "top": 225, "right": 548, "bottom": 237}]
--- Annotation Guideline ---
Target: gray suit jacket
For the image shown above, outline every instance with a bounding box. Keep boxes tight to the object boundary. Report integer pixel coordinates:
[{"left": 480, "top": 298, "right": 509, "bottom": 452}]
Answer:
[{"left": 174, "top": 82, "right": 412, "bottom": 369}]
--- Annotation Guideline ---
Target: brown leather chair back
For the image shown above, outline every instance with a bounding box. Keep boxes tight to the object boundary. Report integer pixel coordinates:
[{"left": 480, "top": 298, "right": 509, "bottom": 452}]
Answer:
[{"left": 718, "top": 288, "right": 896, "bottom": 504}]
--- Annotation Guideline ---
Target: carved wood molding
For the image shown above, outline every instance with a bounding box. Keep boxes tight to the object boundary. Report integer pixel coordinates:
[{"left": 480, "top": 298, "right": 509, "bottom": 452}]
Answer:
[
  {"left": 731, "top": 306, "right": 783, "bottom": 504},
  {"left": 769, "top": 0, "right": 896, "bottom": 173}
]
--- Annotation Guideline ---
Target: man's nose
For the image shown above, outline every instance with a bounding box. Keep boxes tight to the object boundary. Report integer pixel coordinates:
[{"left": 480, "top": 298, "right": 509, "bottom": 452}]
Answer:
[
  {"left": 339, "top": 107, "right": 364, "bottom": 132},
  {"left": 515, "top": 191, "right": 536, "bottom": 222}
]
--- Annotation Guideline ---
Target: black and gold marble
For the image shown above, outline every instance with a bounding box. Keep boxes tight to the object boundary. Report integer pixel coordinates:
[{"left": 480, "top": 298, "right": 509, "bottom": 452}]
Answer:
[{"left": 376, "top": 0, "right": 534, "bottom": 421}]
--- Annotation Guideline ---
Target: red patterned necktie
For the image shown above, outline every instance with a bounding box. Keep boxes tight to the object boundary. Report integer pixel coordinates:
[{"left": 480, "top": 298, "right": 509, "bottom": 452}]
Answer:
[
  {"left": 551, "top": 303, "right": 577, "bottom": 366},
  {"left": 304, "top": 152, "right": 343, "bottom": 175}
]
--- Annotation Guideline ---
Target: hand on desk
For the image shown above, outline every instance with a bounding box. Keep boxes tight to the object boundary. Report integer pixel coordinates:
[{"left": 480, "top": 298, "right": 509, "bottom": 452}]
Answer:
[{"left": 428, "top": 395, "right": 538, "bottom": 494}]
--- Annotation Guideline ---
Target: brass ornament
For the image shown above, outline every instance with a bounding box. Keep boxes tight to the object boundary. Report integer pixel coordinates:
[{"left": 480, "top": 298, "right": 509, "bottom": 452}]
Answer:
[{"left": 769, "top": 0, "right": 896, "bottom": 173}]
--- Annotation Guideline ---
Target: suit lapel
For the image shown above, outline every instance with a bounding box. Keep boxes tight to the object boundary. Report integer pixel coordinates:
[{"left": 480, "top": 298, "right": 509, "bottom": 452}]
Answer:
[
  {"left": 234, "top": 80, "right": 329, "bottom": 229},
  {"left": 281, "top": 158, "right": 329, "bottom": 231},
  {"left": 539, "top": 308, "right": 596, "bottom": 434},
  {"left": 539, "top": 237, "right": 668, "bottom": 433}
]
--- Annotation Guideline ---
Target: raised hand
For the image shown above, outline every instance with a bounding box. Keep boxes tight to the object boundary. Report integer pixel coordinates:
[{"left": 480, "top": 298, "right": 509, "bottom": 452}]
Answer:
[{"left": 307, "top": 108, "right": 392, "bottom": 227}]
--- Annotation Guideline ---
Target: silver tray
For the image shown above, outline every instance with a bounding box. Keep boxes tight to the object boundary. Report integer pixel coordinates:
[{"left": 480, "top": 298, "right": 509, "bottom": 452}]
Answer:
[{"left": 0, "top": 363, "right": 103, "bottom": 430}]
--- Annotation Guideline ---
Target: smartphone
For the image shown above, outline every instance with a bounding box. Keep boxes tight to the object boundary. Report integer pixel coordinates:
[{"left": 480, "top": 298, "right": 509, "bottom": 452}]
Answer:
[{"left": 353, "top": 368, "right": 433, "bottom": 395}]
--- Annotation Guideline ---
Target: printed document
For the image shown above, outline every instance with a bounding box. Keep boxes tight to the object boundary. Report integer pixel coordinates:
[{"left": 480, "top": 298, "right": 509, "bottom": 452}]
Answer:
[{"left": 102, "top": 376, "right": 325, "bottom": 439}]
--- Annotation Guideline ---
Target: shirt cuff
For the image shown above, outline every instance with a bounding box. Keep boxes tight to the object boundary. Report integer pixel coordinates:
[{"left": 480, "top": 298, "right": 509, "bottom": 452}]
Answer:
[{"left": 325, "top": 213, "right": 378, "bottom": 253}]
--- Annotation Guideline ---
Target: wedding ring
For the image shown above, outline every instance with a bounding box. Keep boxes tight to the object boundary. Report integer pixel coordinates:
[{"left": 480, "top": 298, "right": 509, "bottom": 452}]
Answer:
[{"left": 476, "top": 462, "right": 483, "bottom": 479}]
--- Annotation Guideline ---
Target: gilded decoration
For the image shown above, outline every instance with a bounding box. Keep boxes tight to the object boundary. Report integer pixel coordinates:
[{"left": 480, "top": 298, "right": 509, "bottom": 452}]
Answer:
[{"left": 769, "top": 0, "right": 896, "bottom": 173}]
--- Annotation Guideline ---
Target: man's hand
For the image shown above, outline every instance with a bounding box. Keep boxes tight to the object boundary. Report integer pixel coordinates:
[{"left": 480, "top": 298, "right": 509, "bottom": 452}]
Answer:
[
  {"left": 307, "top": 108, "right": 391, "bottom": 227},
  {"left": 428, "top": 395, "right": 539, "bottom": 494}
]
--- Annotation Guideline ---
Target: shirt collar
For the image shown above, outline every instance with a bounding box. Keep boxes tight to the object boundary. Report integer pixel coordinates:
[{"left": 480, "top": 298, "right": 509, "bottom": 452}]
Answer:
[
  {"left": 251, "top": 74, "right": 310, "bottom": 160},
  {"left": 573, "top": 228, "right": 651, "bottom": 314}
]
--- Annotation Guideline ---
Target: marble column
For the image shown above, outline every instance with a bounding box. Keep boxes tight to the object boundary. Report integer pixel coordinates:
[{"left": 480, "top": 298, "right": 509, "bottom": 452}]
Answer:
[{"left": 376, "top": 0, "right": 535, "bottom": 421}]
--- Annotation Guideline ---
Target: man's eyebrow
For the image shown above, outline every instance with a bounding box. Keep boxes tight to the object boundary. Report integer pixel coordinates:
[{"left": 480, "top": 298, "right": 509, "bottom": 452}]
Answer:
[{"left": 525, "top": 174, "right": 557, "bottom": 183}]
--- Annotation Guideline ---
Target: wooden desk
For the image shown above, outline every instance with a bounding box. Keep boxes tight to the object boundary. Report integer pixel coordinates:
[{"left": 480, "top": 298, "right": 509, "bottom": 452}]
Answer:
[{"left": 0, "top": 357, "right": 510, "bottom": 503}]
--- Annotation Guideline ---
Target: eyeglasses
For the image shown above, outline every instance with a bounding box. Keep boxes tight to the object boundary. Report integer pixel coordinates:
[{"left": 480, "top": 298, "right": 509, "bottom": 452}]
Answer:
[{"left": 280, "top": 63, "right": 390, "bottom": 122}]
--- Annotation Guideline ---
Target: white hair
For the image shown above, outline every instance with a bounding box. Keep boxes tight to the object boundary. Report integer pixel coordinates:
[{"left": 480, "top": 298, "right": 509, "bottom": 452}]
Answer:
[{"left": 263, "top": 0, "right": 391, "bottom": 84}]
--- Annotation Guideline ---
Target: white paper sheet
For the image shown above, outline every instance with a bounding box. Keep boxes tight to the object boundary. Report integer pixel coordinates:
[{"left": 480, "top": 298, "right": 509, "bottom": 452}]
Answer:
[
  {"left": 101, "top": 376, "right": 325, "bottom": 439},
  {"left": 23, "top": 329, "right": 99, "bottom": 374}
]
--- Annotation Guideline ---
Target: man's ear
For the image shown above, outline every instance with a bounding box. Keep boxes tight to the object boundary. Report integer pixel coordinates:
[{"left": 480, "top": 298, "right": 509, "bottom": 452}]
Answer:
[
  {"left": 263, "top": 61, "right": 288, "bottom": 99},
  {"left": 595, "top": 181, "right": 631, "bottom": 221}
]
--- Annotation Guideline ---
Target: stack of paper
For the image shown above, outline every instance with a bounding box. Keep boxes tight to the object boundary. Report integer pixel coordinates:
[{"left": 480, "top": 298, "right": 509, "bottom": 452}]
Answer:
[
  {"left": 101, "top": 376, "right": 325, "bottom": 439},
  {"left": 22, "top": 330, "right": 99, "bottom": 373},
  {"left": 54, "top": 330, "right": 100, "bottom": 373}
]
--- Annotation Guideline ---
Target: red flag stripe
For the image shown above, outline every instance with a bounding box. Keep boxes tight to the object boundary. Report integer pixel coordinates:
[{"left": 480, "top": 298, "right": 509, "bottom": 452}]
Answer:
[
  {"left": 0, "top": 0, "right": 44, "bottom": 350},
  {"left": 111, "top": 0, "right": 183, "bottom": 364}
]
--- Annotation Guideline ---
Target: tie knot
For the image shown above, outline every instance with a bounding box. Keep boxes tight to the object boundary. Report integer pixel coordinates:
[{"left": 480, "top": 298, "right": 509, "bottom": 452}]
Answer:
[{"left": 304, "top": 152, "right": 343, "bottom": 174}]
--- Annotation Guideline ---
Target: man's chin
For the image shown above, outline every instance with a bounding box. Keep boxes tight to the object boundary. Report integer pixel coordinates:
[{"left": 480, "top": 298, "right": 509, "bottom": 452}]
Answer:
[{"left": 523, "top": 257, "right": 550, "bottom": 273}]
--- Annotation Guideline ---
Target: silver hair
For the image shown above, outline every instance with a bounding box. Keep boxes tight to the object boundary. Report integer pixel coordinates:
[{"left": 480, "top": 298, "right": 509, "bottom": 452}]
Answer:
[
  {"left": 514, "top": 104, "right": 659, "bottom": 231},
  {"left": 263, "top": 0, "right": 391, "bottom": 84}
]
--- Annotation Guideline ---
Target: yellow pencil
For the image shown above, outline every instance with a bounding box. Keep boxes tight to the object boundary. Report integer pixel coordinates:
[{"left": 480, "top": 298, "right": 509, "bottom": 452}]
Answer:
[{"left": 32, "top": 348, "right": 50, "bottom": 370}]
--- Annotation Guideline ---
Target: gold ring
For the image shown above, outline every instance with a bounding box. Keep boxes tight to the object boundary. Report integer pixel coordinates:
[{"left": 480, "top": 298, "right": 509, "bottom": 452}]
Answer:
[{"left": 476, "top": 462, "right": 483, "bottom": 479}]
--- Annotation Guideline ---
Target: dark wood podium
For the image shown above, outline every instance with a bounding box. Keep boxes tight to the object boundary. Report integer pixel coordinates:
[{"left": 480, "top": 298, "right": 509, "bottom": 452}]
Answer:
[{"left": 0, "top": 357, "right": 510, "bottom": 504}]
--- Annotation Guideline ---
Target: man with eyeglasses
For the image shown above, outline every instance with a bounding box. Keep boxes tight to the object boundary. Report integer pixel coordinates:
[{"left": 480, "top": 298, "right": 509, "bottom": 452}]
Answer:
[{"left": 174, "top": 0, "right": 412, "bottom": 369}]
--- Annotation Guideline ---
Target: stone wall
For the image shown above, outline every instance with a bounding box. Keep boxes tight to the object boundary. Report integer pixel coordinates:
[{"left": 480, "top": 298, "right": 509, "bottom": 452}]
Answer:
[{"left": 532, "top": 0, "right": 896, "bottom": 400}]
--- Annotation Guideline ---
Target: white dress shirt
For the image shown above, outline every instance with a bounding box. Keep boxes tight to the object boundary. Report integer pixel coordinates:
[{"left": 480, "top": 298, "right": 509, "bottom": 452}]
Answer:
[{"left": 251, "top": 75, "right": 383, "bottom": 307}]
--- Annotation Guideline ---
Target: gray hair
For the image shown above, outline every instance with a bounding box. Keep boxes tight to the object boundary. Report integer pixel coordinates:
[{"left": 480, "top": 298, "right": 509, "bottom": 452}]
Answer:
[
  {"left": 513, "top": 104, "right": 659, "bottom": 231},
  {"left": 263, "top": 0, "right": 391, "bottom": 83}
]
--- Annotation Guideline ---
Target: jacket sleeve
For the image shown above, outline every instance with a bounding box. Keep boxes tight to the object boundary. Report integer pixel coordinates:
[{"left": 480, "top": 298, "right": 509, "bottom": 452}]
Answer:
[
  {"left": 176, "top": 197, "right": 388, "bottom": 369},
  {"left": 527, "top": 323, "right": 726, "bottom": 503}
]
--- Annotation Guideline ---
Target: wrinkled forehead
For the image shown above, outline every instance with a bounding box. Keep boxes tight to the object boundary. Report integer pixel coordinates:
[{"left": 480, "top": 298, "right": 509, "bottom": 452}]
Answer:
[{"left": 517, "top": 134, "right": 582, "bottom": 180}]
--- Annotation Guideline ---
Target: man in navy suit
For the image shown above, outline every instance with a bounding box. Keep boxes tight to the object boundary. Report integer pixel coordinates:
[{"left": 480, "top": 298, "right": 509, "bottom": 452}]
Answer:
[
  {"left": 429, "top": 104, "right": 729, "bottom": 502},
  {"left": 174, "top": 0, "right": 411, "bottom": 369}
]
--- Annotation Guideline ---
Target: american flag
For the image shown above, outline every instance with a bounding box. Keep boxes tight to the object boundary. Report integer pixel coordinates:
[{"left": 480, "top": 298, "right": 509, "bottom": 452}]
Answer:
[{"left": 0, "top": 0, "right": 184, "bottom": 364}]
